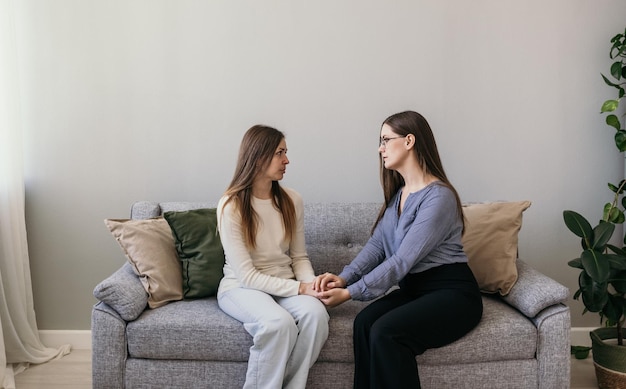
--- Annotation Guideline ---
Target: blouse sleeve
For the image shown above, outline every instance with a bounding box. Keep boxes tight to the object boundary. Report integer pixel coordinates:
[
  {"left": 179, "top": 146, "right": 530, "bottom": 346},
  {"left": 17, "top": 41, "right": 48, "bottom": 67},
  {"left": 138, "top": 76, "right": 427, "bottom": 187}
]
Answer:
[
  {"left": 346, "top": 188, "right": 458, "bottom": 301},
  {"left": 338, "top": 222, "right": 386, "bottom": 285}
]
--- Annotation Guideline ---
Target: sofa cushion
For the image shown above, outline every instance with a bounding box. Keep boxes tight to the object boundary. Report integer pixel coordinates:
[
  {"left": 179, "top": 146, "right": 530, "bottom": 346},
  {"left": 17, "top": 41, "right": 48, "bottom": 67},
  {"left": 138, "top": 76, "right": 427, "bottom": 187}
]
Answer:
[
  {"left": 303, "top": 203, "right": 379, "bottom": 275},
  {"left": 164, "top": 208, "right": 225, "bottom": 299},
  {"left": 126, "top": 296, "right": 536, "bottom": 364},
  {"left": 127, "top": 299, "right": 250, "bottom": 361},
  {"left": 462, "top": 201, "right": 531, "bottom": 296},
  {"left": 104, "top": 217, "right": 183, "bottom": 308},
  {"left": 416, "top": 296, "right": 536, "bottom": 364}
]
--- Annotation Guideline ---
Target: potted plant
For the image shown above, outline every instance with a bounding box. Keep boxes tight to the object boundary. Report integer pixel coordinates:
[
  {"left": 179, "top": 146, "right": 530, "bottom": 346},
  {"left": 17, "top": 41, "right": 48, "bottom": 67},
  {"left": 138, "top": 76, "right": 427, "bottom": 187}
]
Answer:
[{"left": 563, "top": 27, "right": 626, "bottom": 388}]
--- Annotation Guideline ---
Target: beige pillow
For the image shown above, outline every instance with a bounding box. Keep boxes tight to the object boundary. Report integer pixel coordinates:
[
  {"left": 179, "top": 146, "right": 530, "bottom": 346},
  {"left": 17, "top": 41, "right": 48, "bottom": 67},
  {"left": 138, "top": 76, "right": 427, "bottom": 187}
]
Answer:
[
  {"left": 462, "top": 201, "right": 531, "bottom": 296},
  {"left": 104, "top": 217, "right": 183, "bottom": 308}
]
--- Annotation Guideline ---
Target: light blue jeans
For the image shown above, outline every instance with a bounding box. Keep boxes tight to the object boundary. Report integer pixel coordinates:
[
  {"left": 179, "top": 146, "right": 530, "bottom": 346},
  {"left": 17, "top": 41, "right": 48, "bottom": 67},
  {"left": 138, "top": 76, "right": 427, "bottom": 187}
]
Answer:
[{"left": 218, "top": 288, "right": 329, "bottom": 389}]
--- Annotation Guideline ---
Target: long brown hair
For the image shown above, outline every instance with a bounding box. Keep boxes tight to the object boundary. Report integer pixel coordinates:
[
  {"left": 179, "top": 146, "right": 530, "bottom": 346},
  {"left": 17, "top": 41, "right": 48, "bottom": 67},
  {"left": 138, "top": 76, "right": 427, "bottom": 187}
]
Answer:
[
  {"left": 374, "top": 111, "right": 465, "bottom": 233},
  {"left": 222, "top": 125, "right": 296, "bottom": 249}
]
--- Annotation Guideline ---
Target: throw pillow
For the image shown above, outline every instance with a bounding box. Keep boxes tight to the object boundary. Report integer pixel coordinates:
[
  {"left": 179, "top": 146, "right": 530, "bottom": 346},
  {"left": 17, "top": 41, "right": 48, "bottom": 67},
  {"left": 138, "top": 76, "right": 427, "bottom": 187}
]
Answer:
[
  {"left": 462, "top": 201, "right": 531, "bottom": 296},
  {"left": 93, "top": 262, "right": 149, "bottom": 321},
  {"left": 163, "top": 208, "right": 225, "bottom": 299},
  {"left": 104, "top": 217, "right": 183, "bottom": 308}
]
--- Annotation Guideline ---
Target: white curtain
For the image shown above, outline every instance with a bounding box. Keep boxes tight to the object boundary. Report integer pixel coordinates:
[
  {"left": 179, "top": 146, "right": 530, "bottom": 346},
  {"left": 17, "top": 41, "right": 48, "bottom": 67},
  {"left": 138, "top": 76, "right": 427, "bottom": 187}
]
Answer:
[{"left": 0, "top": 0, "right": 71, "bottom": 388}]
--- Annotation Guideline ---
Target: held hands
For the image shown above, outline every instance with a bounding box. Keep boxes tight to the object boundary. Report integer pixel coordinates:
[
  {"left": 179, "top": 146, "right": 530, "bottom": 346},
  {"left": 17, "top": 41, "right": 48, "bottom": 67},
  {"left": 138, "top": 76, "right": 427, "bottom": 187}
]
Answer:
[
  {"left": 311, "top": 273, "right": 351, "bottom": 308},
  {"left": 313, "top": 272, "right": 346, "bottom": 291},
  {"left": 299, "top": 273, "right": 351, "bottom": 307},
  {"left": 316, "top": 288, "right": 351, "bottom": 308}
]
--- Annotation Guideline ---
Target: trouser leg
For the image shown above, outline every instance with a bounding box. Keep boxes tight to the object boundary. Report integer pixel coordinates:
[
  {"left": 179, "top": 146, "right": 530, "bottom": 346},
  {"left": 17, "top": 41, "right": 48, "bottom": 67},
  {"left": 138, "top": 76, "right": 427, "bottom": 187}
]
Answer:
[
  {"left": 353, "top": 289, "right": 414, "bottom": 389},
  {"left": 218, "top": 288, "right": 298, "bottom": 389},
  {"left": 370, "top": 288, "right": 481, "bottom": 388},
  {"left": 354, "top": 264, "right": 483, "bottom": 389},
  {"left": 277, "top": 295, "right": 329, "bottom": 389}
]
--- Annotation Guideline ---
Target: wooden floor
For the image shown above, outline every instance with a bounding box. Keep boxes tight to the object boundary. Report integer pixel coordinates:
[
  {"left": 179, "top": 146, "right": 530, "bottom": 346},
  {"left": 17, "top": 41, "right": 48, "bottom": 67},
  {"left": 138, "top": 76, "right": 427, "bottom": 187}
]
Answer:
[
  {"left": 14, "top": 349, "right": 91, "bottom": 389},
  {"left": 13, "top": 349, "right": 599, "bottom": 388}
]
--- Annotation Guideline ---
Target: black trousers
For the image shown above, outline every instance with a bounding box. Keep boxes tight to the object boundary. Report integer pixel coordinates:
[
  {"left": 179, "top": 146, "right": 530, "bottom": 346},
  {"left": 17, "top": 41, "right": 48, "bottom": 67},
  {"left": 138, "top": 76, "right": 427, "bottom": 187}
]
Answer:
[{"left": 353, "top": 263, "right": 483, "bottom": 389}]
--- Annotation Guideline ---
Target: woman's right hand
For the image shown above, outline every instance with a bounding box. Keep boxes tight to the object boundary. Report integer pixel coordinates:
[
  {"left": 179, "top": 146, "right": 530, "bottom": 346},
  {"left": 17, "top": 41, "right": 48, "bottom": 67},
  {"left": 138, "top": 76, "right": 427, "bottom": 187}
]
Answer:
[{"left": 313, "top": 273, "right": 346, "bottom": 292}]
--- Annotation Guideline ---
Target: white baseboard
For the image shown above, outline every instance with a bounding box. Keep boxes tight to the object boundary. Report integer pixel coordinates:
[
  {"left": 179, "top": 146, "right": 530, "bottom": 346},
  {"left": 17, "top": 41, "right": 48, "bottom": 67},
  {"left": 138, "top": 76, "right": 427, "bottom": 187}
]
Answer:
[
  {"left": 570, "top": 327, "right": 596, "bottom": 347},
  {"left": 35, "top": 327, "right": 597, "bottom": 352},
  {"left": 39, "top": 330, "right": 91, "bottom": 350}
]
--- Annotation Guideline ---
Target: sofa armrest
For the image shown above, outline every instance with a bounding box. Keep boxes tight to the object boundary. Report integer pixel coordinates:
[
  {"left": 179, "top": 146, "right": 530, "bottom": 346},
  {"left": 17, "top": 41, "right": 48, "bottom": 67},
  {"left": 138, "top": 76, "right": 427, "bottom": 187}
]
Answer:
[
  {"left": 91, "top": 302, "right": 128, "bottom": 389},
  {"left": 501, "top": 260, "right": 569, "bottom": 318},
  {"left": 533, "top": 303, "right": 571, "bottom": 388},
  {"left": 93, "top": 262, "right": 148, "bottom": 321}
]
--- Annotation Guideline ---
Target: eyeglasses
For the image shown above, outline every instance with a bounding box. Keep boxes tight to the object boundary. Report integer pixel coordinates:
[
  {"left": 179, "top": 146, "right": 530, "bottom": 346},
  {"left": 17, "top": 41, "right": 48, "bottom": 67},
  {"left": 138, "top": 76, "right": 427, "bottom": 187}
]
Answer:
[{"left": 379, "top": 136, "right": 404, "bottom": 147}]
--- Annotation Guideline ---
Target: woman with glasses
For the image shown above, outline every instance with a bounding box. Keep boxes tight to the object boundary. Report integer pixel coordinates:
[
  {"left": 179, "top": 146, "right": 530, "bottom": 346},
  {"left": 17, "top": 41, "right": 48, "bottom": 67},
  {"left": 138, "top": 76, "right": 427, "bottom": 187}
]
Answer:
[
  {"left": 217, "top": 125, "right": 329, "bottom": 389},
  {"left": 314, "top": 111, "right": 483, "bottom": 389}
]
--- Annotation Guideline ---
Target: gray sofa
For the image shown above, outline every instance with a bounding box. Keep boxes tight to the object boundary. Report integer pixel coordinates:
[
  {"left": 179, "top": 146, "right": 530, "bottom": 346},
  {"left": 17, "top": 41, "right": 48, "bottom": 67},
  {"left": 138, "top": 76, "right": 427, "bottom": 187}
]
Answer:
[{"left": 92, "top": 201, "right": 571, "bottom": 388}]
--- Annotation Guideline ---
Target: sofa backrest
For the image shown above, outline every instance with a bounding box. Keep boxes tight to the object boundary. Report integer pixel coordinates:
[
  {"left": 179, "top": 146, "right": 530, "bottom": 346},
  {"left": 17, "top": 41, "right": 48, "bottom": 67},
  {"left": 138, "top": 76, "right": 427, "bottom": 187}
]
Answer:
[{"left": 129, "top": 201, "right": 382, "bottom": 275}]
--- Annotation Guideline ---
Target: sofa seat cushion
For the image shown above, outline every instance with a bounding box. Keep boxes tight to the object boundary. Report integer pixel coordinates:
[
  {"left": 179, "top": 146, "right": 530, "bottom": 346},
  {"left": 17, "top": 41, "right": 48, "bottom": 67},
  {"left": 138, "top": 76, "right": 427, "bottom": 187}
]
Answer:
[
  {"left": 127, "top": 299, "right": 250, "bottom": 361},
  {"left": 127, "top": 295, "right": 536, "bottom": 364},
  {"left": 416, "top": 296, "right": 537, "bottom": 365}
]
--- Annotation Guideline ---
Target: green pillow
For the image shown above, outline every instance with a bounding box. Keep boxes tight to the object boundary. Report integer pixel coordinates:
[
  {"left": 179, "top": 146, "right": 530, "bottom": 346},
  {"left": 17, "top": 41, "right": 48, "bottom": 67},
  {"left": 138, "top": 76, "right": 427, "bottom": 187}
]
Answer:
[{"left": 163, "top": 208, "right": 225, "bottom": 299}]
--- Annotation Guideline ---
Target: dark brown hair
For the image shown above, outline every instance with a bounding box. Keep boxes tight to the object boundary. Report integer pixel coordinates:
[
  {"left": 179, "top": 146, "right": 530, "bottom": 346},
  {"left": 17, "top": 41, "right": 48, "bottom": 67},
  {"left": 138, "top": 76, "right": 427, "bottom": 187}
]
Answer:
[
  {"left": 374, "top": 111, "right": 464, "bottom": 233},
  {"left": 222, "top": 125, "right": 296, "bottom": 248}
]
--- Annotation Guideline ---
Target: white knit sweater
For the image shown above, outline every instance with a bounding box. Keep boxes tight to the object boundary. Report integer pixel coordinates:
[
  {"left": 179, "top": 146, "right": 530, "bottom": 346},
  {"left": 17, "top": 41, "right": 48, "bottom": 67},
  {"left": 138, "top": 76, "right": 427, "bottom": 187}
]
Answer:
[{"left": 216, "top": 187, "right": 316, "bottom": 297}]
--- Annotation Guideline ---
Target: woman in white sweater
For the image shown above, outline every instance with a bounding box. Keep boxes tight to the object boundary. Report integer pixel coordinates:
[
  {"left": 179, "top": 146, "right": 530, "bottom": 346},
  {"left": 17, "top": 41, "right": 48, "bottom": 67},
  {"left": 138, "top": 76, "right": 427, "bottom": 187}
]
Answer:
[{"left": 217, "top": 125, "right": 329, "bottom": 389}]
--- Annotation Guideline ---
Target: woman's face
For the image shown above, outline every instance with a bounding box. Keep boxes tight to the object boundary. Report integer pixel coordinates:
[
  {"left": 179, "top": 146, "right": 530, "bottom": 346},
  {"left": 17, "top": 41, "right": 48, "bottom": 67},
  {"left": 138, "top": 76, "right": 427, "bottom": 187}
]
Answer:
[
  {"left": 379, "top": 124, "right": 407, "bottom": 170},
  {"left": 261, "top": 138, "right": 289, "bottom": 182}
]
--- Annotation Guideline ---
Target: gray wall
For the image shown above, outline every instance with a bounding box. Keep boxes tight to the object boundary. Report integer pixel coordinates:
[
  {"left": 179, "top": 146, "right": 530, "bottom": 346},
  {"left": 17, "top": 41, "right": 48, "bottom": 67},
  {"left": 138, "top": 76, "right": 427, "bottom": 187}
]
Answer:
[{"left": 15, "top": 1, "right": 626, "bottom": 329}]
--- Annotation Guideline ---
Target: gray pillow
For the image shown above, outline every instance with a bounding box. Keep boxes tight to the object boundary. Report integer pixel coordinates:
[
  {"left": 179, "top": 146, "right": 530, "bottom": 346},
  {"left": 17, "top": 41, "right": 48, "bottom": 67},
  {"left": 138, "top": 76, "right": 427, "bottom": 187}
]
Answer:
[{"left": 93, "top": 262, "right": 148, "bottom": 321}]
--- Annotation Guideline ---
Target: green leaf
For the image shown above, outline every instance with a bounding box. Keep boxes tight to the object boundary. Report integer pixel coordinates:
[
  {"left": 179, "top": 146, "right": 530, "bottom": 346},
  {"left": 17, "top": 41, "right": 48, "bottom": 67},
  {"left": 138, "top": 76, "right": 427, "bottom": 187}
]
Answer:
[
  {"left": 602, "top": 294, "right": 624, "bottom": 324},
  {"left": 608, "top": 207, "right": 625, "bottom": 224},
  {"left": 563, "top": 210, "right": 593, "bottom": 241},
  {"left": 603, "top": 74, "right": 620, "bottom": 88},
  {"left": 615, "top": 130, "right": 626, "bottom": 152},
  {"left": 568, "top": 257, "right": 583, "bottom": 269},
  {"left": 579, "top": 272, "right": 609, "bottom": 312},
  {"left": 606, "top": 114, "right": 621, "bottom": 131},
  {"left": 610, "top": 270, "right": 626, "bottom": 293},
  {"left": 581, "top": 249, "right": 611, "bottom": 282},
  {"left": 607, "top": 244, "right": 626, "bottom": 257},
  {"left": 607, "top": 254, "right": 626, "bottom": 271},
  {"left": 602, "top": 100, "right": 619, "bottom": 113},
  {"left": 592, "top": 221, "right": 615, "bottom": 249},
  {"left": 611, "top": 61, "right": 623, "bottom": 80}
]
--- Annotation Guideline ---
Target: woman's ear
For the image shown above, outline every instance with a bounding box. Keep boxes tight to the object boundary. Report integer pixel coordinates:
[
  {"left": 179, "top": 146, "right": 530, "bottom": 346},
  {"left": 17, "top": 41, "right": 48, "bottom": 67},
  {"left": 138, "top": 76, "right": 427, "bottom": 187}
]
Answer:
[{"left": 405, "top": 135, "right": 414, "bottom": 148}]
